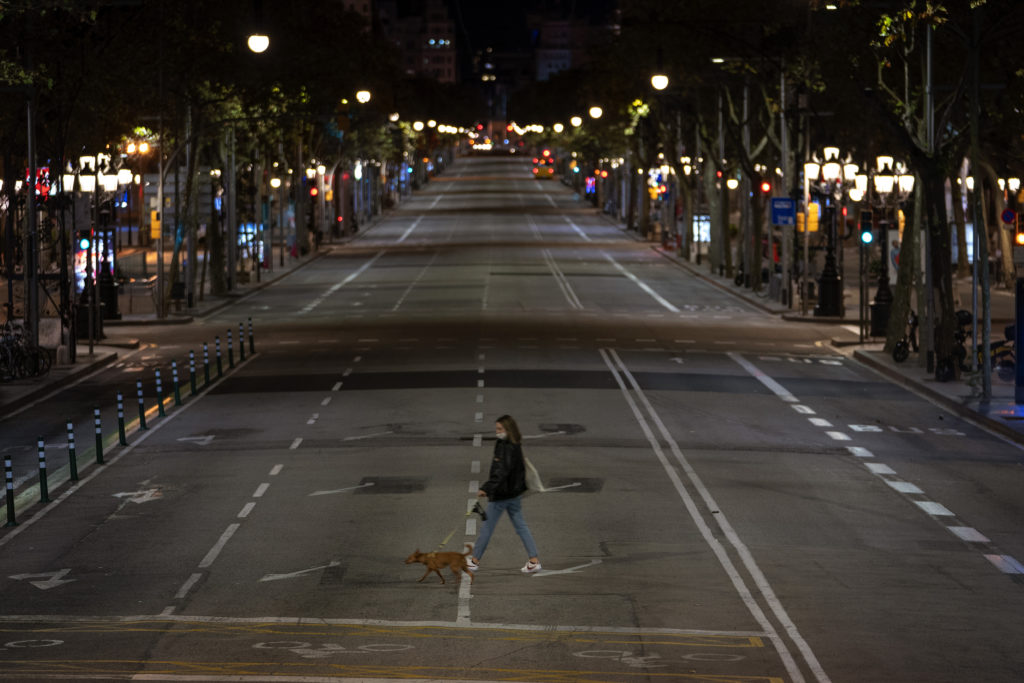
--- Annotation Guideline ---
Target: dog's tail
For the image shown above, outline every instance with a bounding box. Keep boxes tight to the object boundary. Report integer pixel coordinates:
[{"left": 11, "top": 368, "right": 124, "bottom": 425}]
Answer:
[{"left": 462, "top": 543, "right": 473, "bottom": 556}]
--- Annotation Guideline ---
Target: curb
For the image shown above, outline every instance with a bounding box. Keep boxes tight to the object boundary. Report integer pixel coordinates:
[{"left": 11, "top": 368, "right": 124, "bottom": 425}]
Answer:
[{"left": 852, "top": 348, "right": 1024, "bottom": 446}]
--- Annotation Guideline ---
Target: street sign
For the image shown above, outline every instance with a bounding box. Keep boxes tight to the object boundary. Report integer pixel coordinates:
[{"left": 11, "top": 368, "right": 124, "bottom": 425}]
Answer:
[
  {"left": 771, "top": 197, "right": 796, "bottom": 227},
  {"left": 1001, "top": 208, "right": 1016, "bottom": 225}
]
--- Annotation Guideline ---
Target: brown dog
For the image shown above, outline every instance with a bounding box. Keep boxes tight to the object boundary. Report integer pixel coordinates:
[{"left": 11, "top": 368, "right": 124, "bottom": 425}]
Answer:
[{"left": 404, "top": 543, "right": 475, "bottom": 585}]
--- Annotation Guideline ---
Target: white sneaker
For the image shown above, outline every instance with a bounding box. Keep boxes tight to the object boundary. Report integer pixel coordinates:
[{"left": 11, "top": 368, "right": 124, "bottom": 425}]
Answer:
[
  {"left": 520, "top": 560, "right": 541, "bottom": 574},
  {"left": 466, "top": 558, "right": 479, "bottom": 571}
]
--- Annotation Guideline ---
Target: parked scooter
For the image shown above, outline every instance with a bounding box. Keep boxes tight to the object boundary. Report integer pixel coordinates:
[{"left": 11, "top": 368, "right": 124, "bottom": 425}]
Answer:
[{"left": 977, "top": 323, "right": 1016, "bottom": 382}]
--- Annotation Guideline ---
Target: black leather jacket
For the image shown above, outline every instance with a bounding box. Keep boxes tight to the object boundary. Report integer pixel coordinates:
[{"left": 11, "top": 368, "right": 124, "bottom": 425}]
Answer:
[{"left": 481, "top": 439, "right": 527, "bottom": 501}]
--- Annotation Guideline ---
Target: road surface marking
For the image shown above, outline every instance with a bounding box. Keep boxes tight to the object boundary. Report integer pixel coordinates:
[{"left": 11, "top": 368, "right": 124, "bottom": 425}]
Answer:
[
  {"left": 331, "top": 381, "right": 342, "bottom": 391},
  {"left": 174, "top": 572, "right": 202, "bottom": 599},
  {"left": 948, "top": 526, "right": 990, "bottom": 543},
  {"left": 808, "top": 417, "right": 832, "bottom": 427},
  {"left": 605, "top": 255, "right": 680, "bottom": 313},
  {"left": 728, "top": 352, "right": 798, "bottom": 403},
  {"left": 397, "top": 215, "right": 424, "bottom": 243},
  {"left": 238, "top": 502, "right": 256, "bottom": 518},
  {"left": 309, "top": 483, "right": 375, "bottom": 497},
  {"left": 532, "top": 559, "right": 602, "bottom": 577},
  {"left": 343, "top": 430, "right": 393, "bottom": 441},
  {"left": 8, "top": 569, "right": 74, "bottom": 590},
  {"left": 270, "top": 464, "right": 283, "bottom": 476},
  {"left": 601, "top": 348, "right": 825, "bottom": 683},
  {"left": 826, "top": 431, "right": 851, "bottom": 441},
  {"left": 289, "top": 438, "right": 303, "bottom": 450},
  {"left": 253, "top": 483, "right": 269, "bottom": 498},
  {"left": 260, "top": 561, "right": 341, "bottom": 582},
  {"left": 915, "top": 501, "right": 954, "bottom": 516},
  {"left": 846, "top": 446, "right": 874, "bottom": 458},
  {"left": 198, "top": 524, "right": 240, "bottom": 568}
]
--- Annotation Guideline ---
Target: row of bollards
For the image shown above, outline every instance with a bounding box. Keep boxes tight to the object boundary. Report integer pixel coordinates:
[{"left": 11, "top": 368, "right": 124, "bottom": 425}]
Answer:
[{"left": 3, "top": 318, "right": 256, "bottom": 528}]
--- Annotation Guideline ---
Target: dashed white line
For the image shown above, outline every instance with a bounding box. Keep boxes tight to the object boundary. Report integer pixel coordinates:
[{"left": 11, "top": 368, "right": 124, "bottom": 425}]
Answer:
[
  {"left": 826, "top": 431, "right": 851, "bottom": 441},
  {"left": 915, "top": 501, "right": 954, "bottom": 516},
  {"left": 865, "top": 463, "right": 896, "bottom": 475},
  {"left": 948, "top": 526, "right": 990, "bottom": 543},
  {"left": 253, "top": 483, "right": 270, "bottom": 498},
  {"left": 885, "top": 480, "right": 923, "bottom": 494},
  {"left": 332, "top": 382, "right": 343, "bottom": 391},
  {"left": 175, "top": 573, "right": 202, "bottom": 599},
  {"left": 289, "top": 438, "right": 303, "bottom": 450},
  {"left": 468, "top": 480, "right": 479, "bottom": 493},
  {"left": 809, "top": 417, "right": 832, "bottom": 427},
  {"left": 321, "top": 397, "right": 332, "bottom": 406},
  {"left": 198, "top": 524, "right": 240, "bottom": 568},
  {"left": 473, "top": 434, "right": 482, "bottom": 447},
  {"left": 238, "top": 502, "right": 256, "bottom": 518}
]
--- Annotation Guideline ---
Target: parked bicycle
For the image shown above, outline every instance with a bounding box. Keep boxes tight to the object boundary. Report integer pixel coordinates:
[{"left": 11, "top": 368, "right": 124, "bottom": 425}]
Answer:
[
  {"left": 977, "top": 323, "right": 1016, "bottom": 382},
  {"left": 892, "top": 310, "right": 919, "bottom": 363},
  {"left": 0, "top": 320, "right": 53, "bottom": 381}
]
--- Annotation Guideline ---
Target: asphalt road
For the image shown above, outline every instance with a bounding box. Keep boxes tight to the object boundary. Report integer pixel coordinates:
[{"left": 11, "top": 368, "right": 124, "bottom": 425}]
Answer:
[{"left": 1, "top": 155, "right": 1023, "bottom": 683}]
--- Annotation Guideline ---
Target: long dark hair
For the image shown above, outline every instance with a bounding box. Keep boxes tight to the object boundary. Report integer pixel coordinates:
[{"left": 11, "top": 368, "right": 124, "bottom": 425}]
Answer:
[{"left": 496, "top": 414, "right": 522, "bottom": 444}]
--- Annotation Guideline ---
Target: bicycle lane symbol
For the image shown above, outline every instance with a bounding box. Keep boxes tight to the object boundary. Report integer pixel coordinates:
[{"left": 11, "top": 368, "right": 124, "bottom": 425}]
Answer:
[
  {"left": 1, "top": 639, "right": 64, "bottom": 650},
  {"left": 254, "top": 641, "right": 413, "bottom": 660}
]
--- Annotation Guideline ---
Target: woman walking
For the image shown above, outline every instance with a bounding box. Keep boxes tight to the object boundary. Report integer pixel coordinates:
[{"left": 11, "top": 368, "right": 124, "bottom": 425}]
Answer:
[{"left": 468, "top": 415, "right": 541, "bottom": 574}]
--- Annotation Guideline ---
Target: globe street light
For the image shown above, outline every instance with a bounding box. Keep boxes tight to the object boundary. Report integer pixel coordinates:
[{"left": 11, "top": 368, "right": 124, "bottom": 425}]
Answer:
[
  {"left": 651, "top": 73, "right": 669, "bottom": 91},
  {"left": 570, "top": 116, "right": 583, "bottom": 128},
  {"left": 553, "top": 122, "right": 564, "bottom": 133},
  {"left": 356, "top": 90, "right": 371, "bottom": 104},
  {"left": 588, "top": 106, "right": 603, "bottom": 119},
  {"left": 247, "top": 33, "right": 269, "bottom": 53}
]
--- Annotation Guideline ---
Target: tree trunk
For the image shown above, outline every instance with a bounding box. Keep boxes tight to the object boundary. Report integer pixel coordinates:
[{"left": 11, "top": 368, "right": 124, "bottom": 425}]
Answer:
[
  {"left": 886, "top": 183, "right": 920, "bottom": 353},
  {"left": 923, "top": 164, "right": 957, "bottom": 379},
  {"left": 950, "top": 174, "right": 970, "bottom": 278}
]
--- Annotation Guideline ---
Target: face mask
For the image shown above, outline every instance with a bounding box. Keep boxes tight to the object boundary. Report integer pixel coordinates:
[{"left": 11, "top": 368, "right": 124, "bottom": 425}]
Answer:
[{"left": 496, "top": 432, "right": 507, "bottom": 440}]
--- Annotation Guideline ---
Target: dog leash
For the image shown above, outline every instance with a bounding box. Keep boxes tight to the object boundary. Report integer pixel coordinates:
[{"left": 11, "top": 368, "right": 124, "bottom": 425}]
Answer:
[{"left": 435, "top": 501, "right": 487, "bottom": 552}]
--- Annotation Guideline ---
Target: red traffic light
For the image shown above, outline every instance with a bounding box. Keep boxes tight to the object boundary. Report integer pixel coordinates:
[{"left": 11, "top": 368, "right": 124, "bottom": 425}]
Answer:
[
  {"left": 309, "top": 186, "right": 319, "bottom": 197},
  {"left": 760, "top": 181, "right": 771, "bottom": 193},
  {"left": 542, "top": 149, "right": 551, "bottom": 157}
]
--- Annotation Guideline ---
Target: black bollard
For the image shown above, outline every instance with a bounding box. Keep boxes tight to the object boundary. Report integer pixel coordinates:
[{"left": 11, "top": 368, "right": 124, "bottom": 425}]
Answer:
[
  {"left": 156, "top": 369, "right": 166, "bottom": 417},
  {"left": 238, "top": 323, "right": 246, "bottom": 361},
  {"left": 136, "top": 380, "right": 147, "bottom": 431},
  {"left": 4, "top": 457, "right": 16, "bottom": 526},
  {"left": 248, "top": 317, "right": 255, "bottom": 354},
  {"left": 37, "top": 437, "right": 50, "bottom": 504},
  {"left": 172, "top": 361, "right": 182, "bottom": 406},
  {"left": 215, "top": 336, "right": 223, "bottom": 378},
  {"left": 227, "top": 330, "right": 235, "bottom": 369},
  {"left": 203, "top": 343, "right": 210, "bottom": 386},
  {"left": 67, "top": 420, "right": 79, "bottom": 481},
  {"left": 189, "top": 350, "right": 197, "bottom": 396},
  {"left": 94, "top": 407, "right": 106, "bottom": 463},
  {"left": 116, "top": 392, "right": 127, "bottom": 446}
]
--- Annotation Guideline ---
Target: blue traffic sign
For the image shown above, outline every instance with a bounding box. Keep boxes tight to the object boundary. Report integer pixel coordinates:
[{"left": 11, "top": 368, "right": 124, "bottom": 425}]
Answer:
[{"left": 771, "top": 197, "right": 796, "bottom": 227}]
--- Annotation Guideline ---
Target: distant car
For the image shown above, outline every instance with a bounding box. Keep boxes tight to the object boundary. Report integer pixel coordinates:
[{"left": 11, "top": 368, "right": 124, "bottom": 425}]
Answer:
[{"left": 532, "top": 150, "right": 555, "bottom": 178}]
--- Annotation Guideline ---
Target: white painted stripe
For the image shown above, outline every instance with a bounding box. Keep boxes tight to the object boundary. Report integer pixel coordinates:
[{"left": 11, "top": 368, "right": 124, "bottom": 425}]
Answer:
[
  {"left": 476, "top": 394, "right": 484, "bottom": 403},
  {"left": 253, "top": 483, "right": 270, "bottom": 498},
  {"left": 331, "top": 381, "right": 342, "bottom": 391},
  {"left": 885, "top": 480, "right": 923, "bottom": 494},
  {"left": 846, "top": 446, "right": 874, "bottom": 458},
  {"left": 985, "top": 554, "right": 1024, "bottom": 574},
  {"left": 174, "top": 573, "right": 202, "bottom": 599},
  {"left": 477, "top": 367, "right": 485, "bottom": 374},
  {"left": 948, "top": 526, "right": 990, "bottom": 543},
  {"left": 826, "top": 431, "right": 851, "bottom": 441},
  {"left": 397, "top": 215, "right": 424, "bottom": 243},
  {"left": 289, "top": 438, "right": 302, "bottom": 450},
  {"left": 466, "top": 518, "right": 476, "bottom": 536},
  {"left": 474, "top": 412, "right": 483, "bottom": 423},
  {"left": 477, "top": 379, "right": 484, "bottom": 388},
  {"left": 600, "top": 349, "right": 820, "bottom": 683},
  {"left": 320, "top": 397, "right": 331, "bottom": 406},
  {"left": 353, "top": 356, "right": 362, "bottom": 363},
  {"left": 238, "top": 502, "right": 256, "bottom": 518},
  {"left": 472, "top": 434, "right": 482, "bottom": 447},
  {"left": 915, "top": 501, "right": 954, "bottom": 516},
  {"left": 343, "top": 368, "right": 353, "bottom": 377},
  {"left": 728, "top": 352, "right": 799, "bottom": 403},
  {"left": 865, "top": 463, "right": 896, "bottom": 475},
  {"left": 564, "top": 215, "right": 591, "bottom": 241},
  {"left": 457, "top": 569, "right": 472, "bottom": 625},
  {"left": 809, "top": 417, "right": 832, "bottom": 427},
  {"left": 471, "top": 460, "right": 480, "bottom": 474},
  {"left": 605, "top": 255, "right": 680, "bottom": 313},
  {"left": 198, "top": 524, "right": 240, "bottom": 568},
  {"left": 269, "top": 465, "right": 283, "bottom": 476},
  {"left": 468, "top": 480, "right": 479, "bottom": 492},
  {"left": 792, "top": 405, "right": 815, "bottom": 415}
]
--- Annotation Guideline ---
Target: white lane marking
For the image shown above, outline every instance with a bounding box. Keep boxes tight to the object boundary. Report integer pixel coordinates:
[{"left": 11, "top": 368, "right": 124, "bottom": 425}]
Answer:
[
  {"left": 985, "top": 554, "right": 1024, "bottom": 574},
  {"left": 299, "top": 250, "right": 384, "bottom": 315},
  {"left": 532, "top": 559, "right": 602, "bottom": 577},
  {"left": 308, "top": 483, "right": 375, "bottom": 497},
  {"left": 342, "top": 430, "right": 393, "bottom": 441},
  {"left": 468, "top": 480, "right": 479, "bottom": 493},
  {"left": 429, "top": 195, "right": 442, "bottom": 209},
  {"left": 885, "top": 480, "right": 923, "bottom": 494},
  {"left": 457, "top": 562, "right": 472, "bottom": 625},
  {"left": 543, "top": 482, "right": 582, "bottom": 492},
  {"left": 826, "top": 432, "right": 851, "bottom": 441},
  {"left": 260, "top": 561, "right": 342, "bottom": 582},
  {"left": 728, "top": 353, "right": 798, "bottom": 403},
  {"left": 600, "top": 349, "right": 822, "bottom": 683},
  {"left": 198, "top": 524, "right": 240, "bottom": 568},
  {"left": 915, "top": 501, "right": 954, "bottom": 516},
  {"left": 865, "top": 463, "right": 896, "bottom": 475},
  {"left": 471, "top": 461, "right": 480, "bottom": 474},
  {"left": 564, "top": 215, "right": 590, "bottom": 241},
  {"left": 321, "top": 397, "right": 332, "bottom": 406},
  {"left": 808, "top": 417, "right": 832, "bottom": 427},
  {"left": 397, "top": 215, "right": 425, "bottom": 243},
  {"left": 473, "top": 434, "right": 482, "bottom": 447},
  {"left": 343, "top": 368, "right": 354, "bottom": 377},
  {"left": 846, "top": 446, "right": 874, "bottom": 458},
  {"left": 605, "top": 255, "right": 680, "bottom": 313},
  {"left": 289, "top": 438, "right": 303, "bottom": 450},
  {"left": 476, "top": 394, "right": 484, "bottom": 403},
  {"left": 474, "top": 412, "right": 483, "bottom": 423},
  {"left": 793, "top": 405, "right": 815, "bottom": 415},
  {"left": 238, "top": 502, "right": 256, "bottom": 519},
  {"left": 253, "top": 483, "right": 270, "bottom": 498},
  {"left": 544, "top": 248, "right": 584, "bottom": 310},
  {"left": 466, "top": 518, "right": 476, "bottom": 535},
  {"left": 269, "top": 465, "right": 283, "bottom": 476},
  {"left": 307, "top": 413, "right": 319, "bottom": 425},
  {"left": 174, "top": 573, "right": 202, "bottom": 599},
  {"left": 331, "top": 382, "right": 342, "bottom": 391},
  {"left": 948, "top": 526, "right": 990, "bottom": 543},
  {"left": 477, "top": 379, "right": 485, "bottom": 388}
]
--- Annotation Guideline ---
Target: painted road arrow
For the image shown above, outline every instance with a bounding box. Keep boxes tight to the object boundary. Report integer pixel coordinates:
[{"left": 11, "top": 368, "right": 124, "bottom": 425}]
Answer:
[
  {"left": 112, "top": 488, "right": 162, "bottom": 504},
  {"left": 259, "top": 561, "right": 342, "bottom": 582},
  {"left": 177, "top": 435, "right": 215, "bottom": 446},
  {"left": 9, "top": 569, "right": 74, "bottom": 590}
]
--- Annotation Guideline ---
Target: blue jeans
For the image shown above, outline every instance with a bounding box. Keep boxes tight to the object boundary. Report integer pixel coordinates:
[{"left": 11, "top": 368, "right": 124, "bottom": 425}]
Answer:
[{"left": 472, "top": 495, "right": 538, "bottom": 560}]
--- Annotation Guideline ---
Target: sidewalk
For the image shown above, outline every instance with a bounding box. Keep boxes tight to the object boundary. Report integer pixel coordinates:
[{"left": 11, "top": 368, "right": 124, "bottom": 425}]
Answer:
[
  {"left": 0, "top": 243, "right": 327, "bottom": 418},
  {"left": 649, "top": 239, "right": 1024, "bottom": 444}
]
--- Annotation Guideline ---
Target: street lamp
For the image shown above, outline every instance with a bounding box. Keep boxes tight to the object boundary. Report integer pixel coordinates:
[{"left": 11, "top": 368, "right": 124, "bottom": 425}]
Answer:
[
  {"left": 805, "top": 146, "right": 858, "bottom": 317},
  {"left": 867, "top": 155, "right": 914, "bottom": 336},
  {"left": 651, "top": 73, "right": 669, "bottom": 91},
  {"left": 356, "top": 90, "right": 372, "bottom": 104},
  {"left": 413, "top": 120, "right": 425, "bottom": 132},
  {"left": 553, "top": 122, "right": 564, "bottom": 133},
  {"left": 588, "top": 106, "right": 603, "bottom": 120},
  {"left": 247, "top": 33, "right": 269, "bottom": 53},
  {"left": 570, "top": 116, "right": 583, "bottom": 128}
]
